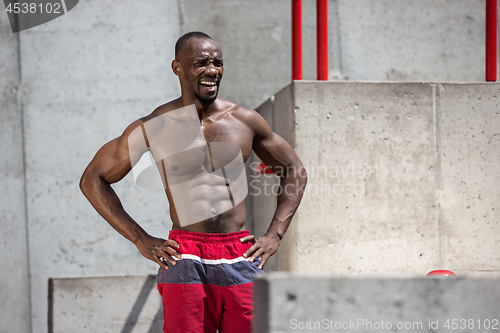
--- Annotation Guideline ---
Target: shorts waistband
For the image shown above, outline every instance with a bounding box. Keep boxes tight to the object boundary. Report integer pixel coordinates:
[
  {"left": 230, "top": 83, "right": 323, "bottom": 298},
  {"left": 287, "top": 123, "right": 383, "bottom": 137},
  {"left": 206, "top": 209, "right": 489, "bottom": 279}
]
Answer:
[{"left": 168, "top": 230, "right": 250, "bottom": 243}]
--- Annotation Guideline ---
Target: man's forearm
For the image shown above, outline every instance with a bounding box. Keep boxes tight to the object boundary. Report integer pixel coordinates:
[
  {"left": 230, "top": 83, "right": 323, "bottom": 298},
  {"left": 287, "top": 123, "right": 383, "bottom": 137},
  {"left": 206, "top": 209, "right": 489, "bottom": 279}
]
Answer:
[
  {"left": 241, "top": 163, "right": 307, "bottom": 269},
  {"left": 80, "top": 173, "right": 147, "bottom": 245},
  {"left": 266, "top": 163, "right": 307, "bottom": 239}
]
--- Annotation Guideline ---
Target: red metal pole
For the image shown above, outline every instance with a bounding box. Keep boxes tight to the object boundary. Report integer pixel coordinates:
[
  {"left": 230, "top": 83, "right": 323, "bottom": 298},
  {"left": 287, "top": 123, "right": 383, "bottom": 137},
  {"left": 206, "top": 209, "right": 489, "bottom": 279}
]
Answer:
[
  {"left": 292, "top": 0, "right": 302, "bottom": 80},
  {"left": 486, "top": 0, "right": 497, "bottom": 81},
  {"left": 317, "top": 0, "right": 328, "bottom": 80}
]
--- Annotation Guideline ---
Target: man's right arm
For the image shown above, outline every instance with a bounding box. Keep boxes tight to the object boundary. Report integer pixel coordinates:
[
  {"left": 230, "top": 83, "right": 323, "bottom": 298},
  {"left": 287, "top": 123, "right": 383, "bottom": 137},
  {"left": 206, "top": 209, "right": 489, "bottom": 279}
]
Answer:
[{"left": 79, "top": 121, "right": 180, "bottom": 269}]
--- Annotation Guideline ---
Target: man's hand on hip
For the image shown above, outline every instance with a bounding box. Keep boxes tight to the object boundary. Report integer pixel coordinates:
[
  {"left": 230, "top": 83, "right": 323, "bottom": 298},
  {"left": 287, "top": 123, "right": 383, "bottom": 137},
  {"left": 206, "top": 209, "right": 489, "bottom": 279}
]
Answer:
[
  {"left": 240, "top": 233, "right": 280, "bottom": 270},
  {"left": 135, "top": 235, "right": 181, "bottom": 270}
]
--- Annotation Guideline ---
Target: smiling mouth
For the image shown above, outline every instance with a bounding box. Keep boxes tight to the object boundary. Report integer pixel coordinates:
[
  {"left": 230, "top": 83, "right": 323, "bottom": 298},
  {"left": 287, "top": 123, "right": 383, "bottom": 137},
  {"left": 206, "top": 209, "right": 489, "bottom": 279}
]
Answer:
[{"left": 199, "top": 80, "right": 218, "bottom": 92}]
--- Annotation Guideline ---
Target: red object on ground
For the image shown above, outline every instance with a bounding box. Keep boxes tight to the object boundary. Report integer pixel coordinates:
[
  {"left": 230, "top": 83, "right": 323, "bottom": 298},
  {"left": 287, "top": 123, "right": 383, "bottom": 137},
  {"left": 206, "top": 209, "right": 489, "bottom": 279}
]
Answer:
[
  {"left": 426, "top": 270, "right": 456, "bottom": 276},
  {"left": 317, "top": 0, "right": 328, "bottom": 80},
  {"left": 253, "top": 162, "right": 273, "bottom": 174},
  {"left": 292, "top": 0, "right": 302, "bottom": 80},
  {"left": 486, "top": 0, "right": 497, "bottom": 81}
]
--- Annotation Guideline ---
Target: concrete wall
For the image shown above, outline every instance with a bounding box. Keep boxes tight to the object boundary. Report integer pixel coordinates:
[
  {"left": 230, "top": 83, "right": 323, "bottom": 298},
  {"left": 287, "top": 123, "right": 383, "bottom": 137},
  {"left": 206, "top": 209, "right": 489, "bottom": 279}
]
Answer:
[
  {"left": 1, "top": 0, "right": 499, "bottom": 332},
  {"left": 338, "top": 0, "right": 500, "bottom": 81},
  {"left": 0, "top": 10, "right": 31, "bottom": 333},
  {"left": 8, "top": 1, "right": 180, "bottom": 332},
  {"left": 253, "top": 81, "right": 500, "bottom": 276},
  {"left": 254, "top": 273, "right": 500, "bottom": 333}
]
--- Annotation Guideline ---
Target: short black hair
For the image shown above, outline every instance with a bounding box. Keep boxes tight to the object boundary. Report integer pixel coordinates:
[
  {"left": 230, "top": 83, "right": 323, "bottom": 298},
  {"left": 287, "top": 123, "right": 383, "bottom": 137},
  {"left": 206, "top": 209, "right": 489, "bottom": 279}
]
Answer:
[{"left": 175, "top": 31, "right": 212, "bottom": 60}]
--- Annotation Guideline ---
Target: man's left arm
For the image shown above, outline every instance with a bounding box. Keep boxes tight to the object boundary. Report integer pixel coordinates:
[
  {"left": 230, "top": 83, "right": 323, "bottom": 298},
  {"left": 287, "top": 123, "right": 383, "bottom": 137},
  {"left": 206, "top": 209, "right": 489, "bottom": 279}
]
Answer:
[{"left": 240, "top": 109, "right": 308, "bottom": 269}]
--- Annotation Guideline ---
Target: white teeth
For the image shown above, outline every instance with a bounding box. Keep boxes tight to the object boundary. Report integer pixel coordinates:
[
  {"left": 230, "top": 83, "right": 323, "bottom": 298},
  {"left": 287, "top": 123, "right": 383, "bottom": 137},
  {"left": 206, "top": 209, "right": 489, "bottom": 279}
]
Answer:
[{"left": 200, "top": 81, "right": 216, "bottom": 86}]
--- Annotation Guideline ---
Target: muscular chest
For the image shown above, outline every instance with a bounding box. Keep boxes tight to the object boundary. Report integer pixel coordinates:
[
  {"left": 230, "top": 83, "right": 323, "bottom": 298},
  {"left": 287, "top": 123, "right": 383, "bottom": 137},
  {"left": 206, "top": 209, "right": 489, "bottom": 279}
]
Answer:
[
  {"left": 201, "top": 117, "right": 253, "bottom": 163},
  {"left": 144, "top": 107, "right": 253, "bottom": 178}
]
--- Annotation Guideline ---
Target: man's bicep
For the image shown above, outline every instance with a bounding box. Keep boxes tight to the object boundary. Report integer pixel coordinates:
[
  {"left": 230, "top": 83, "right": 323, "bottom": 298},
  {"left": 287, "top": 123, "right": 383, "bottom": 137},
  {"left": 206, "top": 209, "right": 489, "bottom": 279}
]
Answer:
[
  {"left": 253, "top": 133, "right": 298, "bottom": 175},
  {"left": 248, "top": 109, "right": 299, "bottom": 173},
  {"left": 85, "top": 138, "right": 133, "bottom": 184},
  {"left": 86, "top": 120, "right": 149, "bottom": 184}
]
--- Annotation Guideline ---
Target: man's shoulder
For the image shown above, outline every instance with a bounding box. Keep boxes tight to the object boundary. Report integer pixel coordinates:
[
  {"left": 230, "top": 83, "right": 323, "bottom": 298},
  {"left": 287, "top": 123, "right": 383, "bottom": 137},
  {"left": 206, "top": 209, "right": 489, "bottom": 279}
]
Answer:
[
  {"left": 119, "top": 99, "right": 181, "bottom": 138},
  {"left": 219, "top": 98, "right": 260, "bottom": 123},
  {"left": 147, "top": 99, "right": 183, "bottom": 119},
  {"left": 218, "top": 99, "right": 271, "bottom": 138}
]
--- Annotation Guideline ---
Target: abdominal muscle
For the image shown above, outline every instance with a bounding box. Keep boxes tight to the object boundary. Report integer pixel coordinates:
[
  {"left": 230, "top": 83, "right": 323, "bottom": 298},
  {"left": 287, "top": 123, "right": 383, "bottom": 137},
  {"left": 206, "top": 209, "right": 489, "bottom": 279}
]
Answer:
[
  {"left": 166, "top": 175, "right": 247, "bottom": 233},
  {"left": 154, "top": 139, "right": 248, "bottom": 233}
]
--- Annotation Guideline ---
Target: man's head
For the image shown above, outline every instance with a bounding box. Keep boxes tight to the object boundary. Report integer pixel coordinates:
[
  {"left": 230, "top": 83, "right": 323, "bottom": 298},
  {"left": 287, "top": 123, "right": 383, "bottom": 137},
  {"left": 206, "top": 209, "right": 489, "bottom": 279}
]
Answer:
[{"left": 172, "top": 32, "right": 223, "bottom": 105}]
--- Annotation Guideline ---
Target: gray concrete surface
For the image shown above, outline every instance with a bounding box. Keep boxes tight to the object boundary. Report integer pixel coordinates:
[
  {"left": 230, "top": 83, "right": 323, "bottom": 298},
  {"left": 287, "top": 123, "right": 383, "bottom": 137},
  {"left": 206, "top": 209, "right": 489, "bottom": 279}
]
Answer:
[
  {"left": 1, "top": 1, "right": 499, "bottom": 332},
  {"left": 254, "top": 273, "right": 500, "bottom": 333},
  {"left": 16, "top": 1, "right": 179, "bottom": 331},
  {"left": 49, "top": 275, "right": 162, "bottom": 333},
  {"left": 253, "top": 82, "right": 500, "bottom": 276},
  {"left": 0, "top": 9, "right": 31, "bottom": 333},
  {"left": 438, "top": 84, "right": 500, "bottom": 271},
  {"left": 338, "top": 0, "right": 500, "bottom": 81}
]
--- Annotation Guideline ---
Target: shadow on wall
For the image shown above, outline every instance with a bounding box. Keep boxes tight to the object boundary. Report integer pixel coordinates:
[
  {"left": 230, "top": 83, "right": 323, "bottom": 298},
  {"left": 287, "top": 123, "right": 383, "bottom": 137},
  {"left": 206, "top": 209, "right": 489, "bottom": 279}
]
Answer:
[{"left": 49, "top": 275, "right": 163, "bottom": 332}]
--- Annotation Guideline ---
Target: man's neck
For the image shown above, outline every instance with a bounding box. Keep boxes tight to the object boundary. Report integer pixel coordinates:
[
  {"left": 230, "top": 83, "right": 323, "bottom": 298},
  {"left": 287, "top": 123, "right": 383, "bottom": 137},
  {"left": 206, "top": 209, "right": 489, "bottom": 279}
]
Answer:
[
  {"left": 178, "top": 95, "right": 218, "bottom": 121},
  {"left": 195, "top": 100, "right": 216, "bottom": 120}
]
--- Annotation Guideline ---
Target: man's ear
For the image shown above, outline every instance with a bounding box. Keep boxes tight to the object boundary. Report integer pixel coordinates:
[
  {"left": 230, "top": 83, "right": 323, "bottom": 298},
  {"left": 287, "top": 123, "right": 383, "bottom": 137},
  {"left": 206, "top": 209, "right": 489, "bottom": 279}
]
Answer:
[{"left": 171, "top": 60, "right": 182, "bottom": 77}]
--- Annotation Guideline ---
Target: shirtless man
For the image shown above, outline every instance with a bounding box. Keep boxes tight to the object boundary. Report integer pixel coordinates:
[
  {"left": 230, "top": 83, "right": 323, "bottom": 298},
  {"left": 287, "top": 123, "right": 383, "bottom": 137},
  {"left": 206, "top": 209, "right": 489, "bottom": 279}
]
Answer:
[{"left": 79, "top": 31, "right": 307, "bottom": 333}]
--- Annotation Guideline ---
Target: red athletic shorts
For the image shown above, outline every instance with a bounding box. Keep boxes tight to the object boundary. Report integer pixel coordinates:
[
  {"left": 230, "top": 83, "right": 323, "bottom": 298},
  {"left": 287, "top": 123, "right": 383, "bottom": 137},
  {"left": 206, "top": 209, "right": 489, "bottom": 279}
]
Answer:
[{"left": 156, "top": 230, "right": 265, "bottom": 333}]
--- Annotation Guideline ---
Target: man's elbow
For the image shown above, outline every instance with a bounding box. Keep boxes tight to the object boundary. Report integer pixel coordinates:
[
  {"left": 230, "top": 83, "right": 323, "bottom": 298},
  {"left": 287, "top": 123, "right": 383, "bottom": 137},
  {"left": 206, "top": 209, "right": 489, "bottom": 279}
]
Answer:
[
  {"left": 79, "top": 171, "right": 90, "bottom": 197},
  {"left": 79, "top": 168, "right": 100, "bottom": 198}
]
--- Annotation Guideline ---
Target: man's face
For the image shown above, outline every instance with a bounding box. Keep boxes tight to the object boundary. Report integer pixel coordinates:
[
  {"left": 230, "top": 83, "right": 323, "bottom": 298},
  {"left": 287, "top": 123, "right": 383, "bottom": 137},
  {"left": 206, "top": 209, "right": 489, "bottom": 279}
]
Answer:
[{"left": 176, "top": 38, "right": 224, "bottom": 104}]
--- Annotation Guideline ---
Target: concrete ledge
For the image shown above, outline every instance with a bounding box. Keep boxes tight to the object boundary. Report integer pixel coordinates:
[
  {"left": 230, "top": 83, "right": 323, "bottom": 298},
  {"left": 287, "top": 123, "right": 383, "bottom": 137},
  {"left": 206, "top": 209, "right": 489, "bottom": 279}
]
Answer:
[
  {"left": 254, "top": 273, "right": 500, "bottom": 333},
  {"left": 253, "top": 81, "right": 500, "bottom": 276},
  {"left": 48, "top": 275, "right": 162, "bottom": 333}
]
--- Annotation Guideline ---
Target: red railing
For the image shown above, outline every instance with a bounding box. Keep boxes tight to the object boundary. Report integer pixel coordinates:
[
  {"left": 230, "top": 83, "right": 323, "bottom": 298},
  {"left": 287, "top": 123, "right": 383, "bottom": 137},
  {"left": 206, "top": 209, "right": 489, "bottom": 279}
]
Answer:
[
  {"left": 292, "top": 0, "right": 302, "bottom": 80},
  {"left": 486, "top": 0, "right": 497, "bottom": 82},
  {"left": 294, "top": 0, "right": 498, "bottom": 82},
  {"left": 292, "top": 0, "right": 328, "bottom": 81},
  {"left": 317, "top": 0, "right": 328, "bottom": 80}
]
